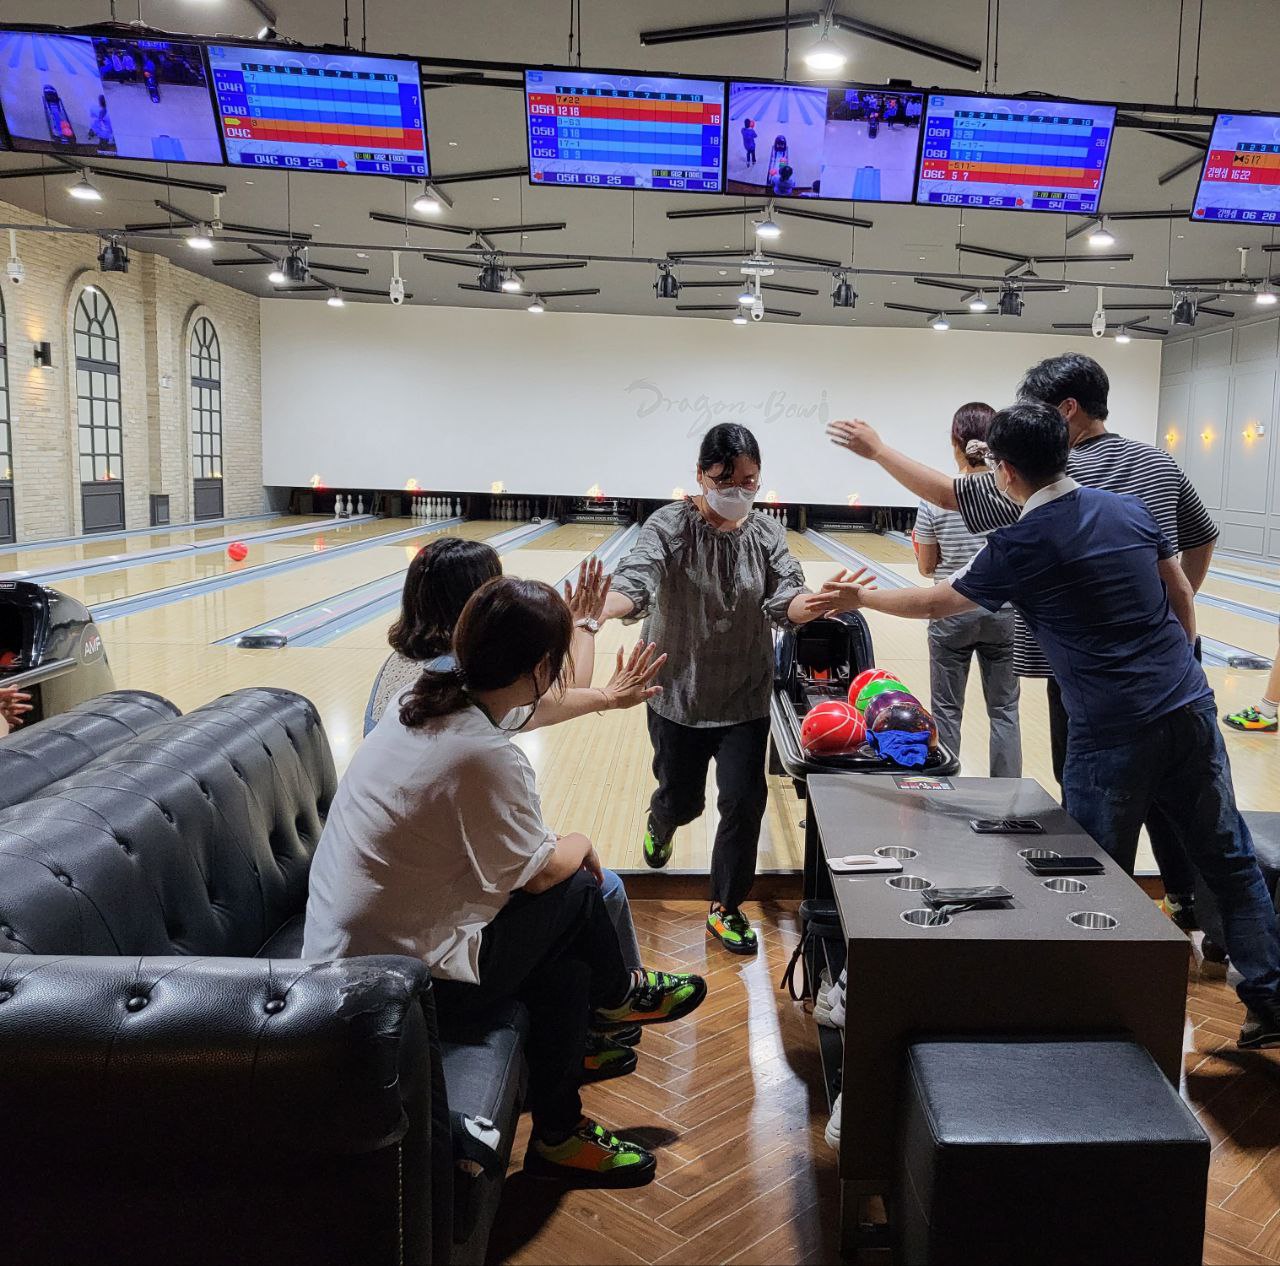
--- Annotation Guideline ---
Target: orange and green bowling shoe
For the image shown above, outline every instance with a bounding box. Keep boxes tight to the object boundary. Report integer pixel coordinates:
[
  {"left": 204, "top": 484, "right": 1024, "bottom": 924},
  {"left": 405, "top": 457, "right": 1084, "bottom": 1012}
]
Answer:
[
  {"left": 707, "top": 905, "right": 758, "bottom": 956},
  {"left": 525, "top": 1118, "right": 657, "bottom": 1187},
  {"left": 642, "top": 812, "right": 674, "bottom": 869},
  {"left": 1224, "top": 706, "right": 1278, "bottom": 733},
  {"left": 582, "top": 1031, "right": 638, "bottom": 1084},
  {"left": 593, "top": 969, "right": 707, "bottom": 1029}
]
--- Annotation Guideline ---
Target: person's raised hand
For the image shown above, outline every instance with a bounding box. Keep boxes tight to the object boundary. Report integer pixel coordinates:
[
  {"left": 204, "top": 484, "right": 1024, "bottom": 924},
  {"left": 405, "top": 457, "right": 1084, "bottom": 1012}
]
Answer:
[
  {"left": 603, "top": 642, "right": 666, "bottom": 710},
  {"left": 820, "top": 566, "right": 878, "bottom": 612},
  {"left": 827, "top": 419, "right": 884, "bottom": 460},
  {"left": 564, "top": 555, "right": 612, "bottom": 623}
]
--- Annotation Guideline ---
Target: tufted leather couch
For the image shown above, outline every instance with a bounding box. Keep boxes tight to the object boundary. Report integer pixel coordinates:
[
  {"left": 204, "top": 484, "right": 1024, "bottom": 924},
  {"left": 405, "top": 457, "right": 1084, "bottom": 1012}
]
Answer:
[{"left": 0, "top": 686, "right": 522, "bottom": 1266}]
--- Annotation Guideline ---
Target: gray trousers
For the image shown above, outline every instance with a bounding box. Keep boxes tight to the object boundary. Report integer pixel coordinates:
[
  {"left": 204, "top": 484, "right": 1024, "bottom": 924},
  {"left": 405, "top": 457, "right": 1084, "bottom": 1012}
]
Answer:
[{"left": 927, "top": 609, "right": 1022, "bottom": 778}]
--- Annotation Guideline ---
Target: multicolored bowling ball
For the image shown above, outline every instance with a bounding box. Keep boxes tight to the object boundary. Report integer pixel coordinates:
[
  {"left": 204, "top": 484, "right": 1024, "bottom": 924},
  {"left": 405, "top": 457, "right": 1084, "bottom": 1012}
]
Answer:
[
  {"left": 800, "top": 700, "right": 866, "bottom": 755},
  {"left": 847, "top": 668, "right": 898, "bottom": 706},
  {"left": 869, "top": 698, "right": 938, "bottom": 748},
  {"left": 854, "top": 676, "right": 909, "bottom": 713},
  {"left": 863, "top": 690, "right": 920, "bottom": 730}
]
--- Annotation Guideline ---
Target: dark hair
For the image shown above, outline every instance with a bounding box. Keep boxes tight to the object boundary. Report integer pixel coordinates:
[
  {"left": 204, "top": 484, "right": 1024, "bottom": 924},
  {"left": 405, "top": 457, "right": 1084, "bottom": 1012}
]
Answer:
[
  {"left": 779, "top": 163, "right": 793, "bottom": 179},
  {"left": 987, "top": 401, "right": 1070, "bottom": 485},
  {"left": 950, "top": 402, "right": 996, "bottom": 466},
  {"left": 698, "top": 423, "right": 761, "bottom": 478},
  {"left": 388, "top": 537, "right": 501, "bottom": 661},
  {"left": 400, "top": 577, "right": 572, "bottom": 727},
  {"left": 1018, "top": 353, "right": 1110, "bottom": 421}
]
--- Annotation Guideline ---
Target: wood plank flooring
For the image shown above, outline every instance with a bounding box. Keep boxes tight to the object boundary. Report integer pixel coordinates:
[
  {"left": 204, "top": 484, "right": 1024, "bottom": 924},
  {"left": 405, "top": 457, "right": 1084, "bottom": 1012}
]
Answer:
[{"left": 489, "top": 900, "right": 1280, "bottom": 1266}]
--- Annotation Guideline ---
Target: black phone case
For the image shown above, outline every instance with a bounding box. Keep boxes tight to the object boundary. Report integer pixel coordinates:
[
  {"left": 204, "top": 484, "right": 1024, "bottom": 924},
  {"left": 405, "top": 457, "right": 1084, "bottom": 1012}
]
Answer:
[
  {"left": 969, "top": 818, "right": 1044, "bottom": 835},
  {"left": 1027, "top": 858, "right": 1105, "bottom": 875}
]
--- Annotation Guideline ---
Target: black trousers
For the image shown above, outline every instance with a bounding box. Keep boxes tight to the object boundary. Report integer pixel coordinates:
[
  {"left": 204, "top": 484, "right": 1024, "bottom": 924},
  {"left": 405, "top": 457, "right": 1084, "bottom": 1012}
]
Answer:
[
  {"left": 647, "top": 709, "right": 771, "bottom": 912},
  {"left": 1046, "top": 677, "right": 1197, "bottom": 894},
  {"left": 432, "top": 870, "right": 630, "bottom": 1137}
]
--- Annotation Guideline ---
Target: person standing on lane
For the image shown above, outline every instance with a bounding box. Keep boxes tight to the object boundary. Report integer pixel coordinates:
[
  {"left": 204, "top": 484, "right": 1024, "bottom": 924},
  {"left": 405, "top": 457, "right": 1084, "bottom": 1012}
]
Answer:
[{"left": 601, "top": 423, "right": 838, "bottom": 957}]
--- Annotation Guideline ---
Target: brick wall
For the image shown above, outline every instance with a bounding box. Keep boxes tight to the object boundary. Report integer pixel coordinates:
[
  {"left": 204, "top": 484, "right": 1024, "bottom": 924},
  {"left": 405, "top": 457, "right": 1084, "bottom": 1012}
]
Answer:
[{"left": 0, "top": 198, "right": 262, "bottom": 542}]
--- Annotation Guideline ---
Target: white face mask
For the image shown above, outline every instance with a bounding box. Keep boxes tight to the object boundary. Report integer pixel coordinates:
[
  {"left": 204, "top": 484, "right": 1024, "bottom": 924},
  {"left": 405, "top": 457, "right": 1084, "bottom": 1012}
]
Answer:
[
  {"left": 702, "top": 483, "right": 757, "bottom": 522},
  {"left": 492, "top": 671, "right": 548, "bottom": 735}
]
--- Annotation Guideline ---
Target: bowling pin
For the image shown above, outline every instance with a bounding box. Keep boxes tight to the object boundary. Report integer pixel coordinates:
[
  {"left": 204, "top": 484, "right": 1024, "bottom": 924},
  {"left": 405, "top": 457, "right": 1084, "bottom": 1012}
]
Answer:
[
  {"left": 357, "top": 495, "right": 364, "bottom": 516},
  {"left": 347, "top": 495, "right": 354, "bottom": 517},
  {"left": 435, "top": 497, "right": 442, "bottom": 519},
  {"left": 334, "top": 497, "right": 342, "bottom": 520},
  {"left": 453, "top": 498, "right": 460, "bottom": 517}
]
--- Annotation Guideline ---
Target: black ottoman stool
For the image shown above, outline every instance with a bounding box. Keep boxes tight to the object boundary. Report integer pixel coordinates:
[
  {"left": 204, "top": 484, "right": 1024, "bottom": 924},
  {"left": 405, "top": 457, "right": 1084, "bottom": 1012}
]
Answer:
[{"left": 894, "top": 1037, "right": 1208, "bottom": 1266}]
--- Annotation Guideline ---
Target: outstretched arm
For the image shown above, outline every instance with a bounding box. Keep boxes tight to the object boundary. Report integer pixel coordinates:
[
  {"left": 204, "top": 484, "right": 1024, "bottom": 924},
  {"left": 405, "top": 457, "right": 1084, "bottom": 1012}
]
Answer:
[
  {"left": 827, "top": 419, "right": 959, "bottom": 511},
  {"left": 529, "top": 642, "right": 666, "bottom": 730},
  {"left": 820, "top": 568, "right": 977, "bottom": 621}
]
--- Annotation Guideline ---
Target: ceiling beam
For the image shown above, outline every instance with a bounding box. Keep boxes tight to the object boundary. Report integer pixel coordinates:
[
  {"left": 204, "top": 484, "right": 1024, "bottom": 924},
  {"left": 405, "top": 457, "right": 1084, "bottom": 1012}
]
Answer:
[
  {"left": 429, "top": 166, "right": 528, "bottom": 187},
  {"left": 829, "top": 12, "right": 981, "bottom": 71},
  {"left": 640, "top": 14, "right": 821, "bottom": 45}
]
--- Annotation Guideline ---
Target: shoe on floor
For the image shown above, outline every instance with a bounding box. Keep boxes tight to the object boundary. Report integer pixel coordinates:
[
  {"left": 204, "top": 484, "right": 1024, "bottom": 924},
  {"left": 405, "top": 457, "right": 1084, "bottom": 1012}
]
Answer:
[
  {"left": 814, "top": 974, "right": 846, "bottom": 1029},
  {"left": 605, "top": 1024, "right": 642, "bottom": 1048},
  {"left": 643, "top": 812, "right": 675, "bottom": 869},
  {"left": 708, "top": 905, "right": 759, "bottom": 956},
  {"left": 525, "top": 1117, "right": 657, "bottom": 1187},
  {"left": 594, "top": 969, "right": 707, "bottom": 1029},
  {"left": 1238, "top": 1008, "right": 1280, "bottom": 1050},
  {"left": 1224, "top": 706, "right": 1278, "bottom": 733},
  {"left": 824, "top": 1092, "right": 841, "bottom": 1152},
  {"left": 583, "top": 1031, "right": 639, "bottom": 1084},
  {"left": 1158, "top": 894, "right": 1199, "bottom": 933}
]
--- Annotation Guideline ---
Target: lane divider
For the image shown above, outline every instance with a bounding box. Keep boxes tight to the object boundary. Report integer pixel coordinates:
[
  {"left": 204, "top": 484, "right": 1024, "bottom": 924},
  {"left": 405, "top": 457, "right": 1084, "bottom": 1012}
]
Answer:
[
  {"left": 552, "top": 523, "right": 638, "bottom": 589},
  {"left": 92, "top": 518, "right": 463, "bottom": 626},
  {"left": 0, "top": 510, "right": 289, "bottom": 556},
  {"left": 4, "top": 515, "right": 374, "bottom": 584}
]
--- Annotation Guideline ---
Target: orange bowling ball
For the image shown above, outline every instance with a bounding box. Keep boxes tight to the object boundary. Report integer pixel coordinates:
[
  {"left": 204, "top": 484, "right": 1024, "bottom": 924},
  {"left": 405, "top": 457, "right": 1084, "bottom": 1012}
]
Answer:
[{"left": 227, "top": 541, "right": 248, "bottom": 563}]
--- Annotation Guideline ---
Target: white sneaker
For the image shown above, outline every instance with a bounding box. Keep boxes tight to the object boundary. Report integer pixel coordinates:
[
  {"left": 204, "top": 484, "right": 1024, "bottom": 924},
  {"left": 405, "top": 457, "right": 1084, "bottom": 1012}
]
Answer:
[
  {"left": 827, "top": 983, "right": 846, "bottom": 1030},
  {"left": 814, "top": 970, "right": 833, "bottom": 1009},
  {"left": 814, "top": 971, "right": 846, "bottom": 1029},
  {"left": 825, "top": 1092, "right": 841, "bottom": 1151}
]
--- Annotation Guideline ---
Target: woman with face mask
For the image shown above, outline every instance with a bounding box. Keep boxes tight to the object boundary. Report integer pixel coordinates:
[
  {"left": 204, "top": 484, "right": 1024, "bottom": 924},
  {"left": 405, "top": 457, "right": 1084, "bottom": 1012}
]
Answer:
[
  {"left": 304, "top": 577, "right": 707, "bottom": 1186},
  {"left": 602, "top": 423, "right": 838, "bottom": 955}
]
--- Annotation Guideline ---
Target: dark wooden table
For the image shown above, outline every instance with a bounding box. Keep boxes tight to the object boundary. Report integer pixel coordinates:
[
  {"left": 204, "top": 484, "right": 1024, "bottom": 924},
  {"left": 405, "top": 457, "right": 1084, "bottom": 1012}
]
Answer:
[{"left": 806, "top": 773, "right": 1190, "bottom": 1251}]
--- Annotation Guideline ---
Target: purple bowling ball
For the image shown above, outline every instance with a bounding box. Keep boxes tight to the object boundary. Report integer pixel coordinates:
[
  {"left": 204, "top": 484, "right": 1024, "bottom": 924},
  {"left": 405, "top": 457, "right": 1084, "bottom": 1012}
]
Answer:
[{"left": 863, "top": 690, "right": 919, "bottom": 730}]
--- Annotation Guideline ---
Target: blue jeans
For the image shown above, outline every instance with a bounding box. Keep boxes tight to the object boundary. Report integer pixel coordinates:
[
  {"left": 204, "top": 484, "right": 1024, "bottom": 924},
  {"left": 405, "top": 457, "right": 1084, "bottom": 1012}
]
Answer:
[
  {"left": 600, "top": 868, "right": 642, "bottom": 972},
  {"left": 1063, "top": 697, "right": 1280, "bottom": 1014}
]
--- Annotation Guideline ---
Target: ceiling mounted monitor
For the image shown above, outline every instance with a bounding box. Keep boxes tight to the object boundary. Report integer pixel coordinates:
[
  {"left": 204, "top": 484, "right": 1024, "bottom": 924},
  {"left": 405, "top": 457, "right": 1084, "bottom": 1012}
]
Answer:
[
  {"left": 207, "top": 43, "right": 428, "bottom": 177},
  {"left": 1192, "top": 113, "right": 1280, "bottom": 225},
  {"left": 726, "top": 80, "right": 923, "bottom": 203},
  {"left": 525, "top": 67, "right": 725, "bottom": 193},
  {"left": 0, "top": 28, "right": 222, "bottom": 164},
  {"left": 915, "top": 93, "right": 1117, "bottom": 215}
]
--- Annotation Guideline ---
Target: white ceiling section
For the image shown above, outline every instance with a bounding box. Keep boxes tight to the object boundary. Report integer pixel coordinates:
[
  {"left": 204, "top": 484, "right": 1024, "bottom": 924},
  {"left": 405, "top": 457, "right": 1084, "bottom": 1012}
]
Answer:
[{"left": 1, "top": 0, "right": 1278, "bottom": 337}]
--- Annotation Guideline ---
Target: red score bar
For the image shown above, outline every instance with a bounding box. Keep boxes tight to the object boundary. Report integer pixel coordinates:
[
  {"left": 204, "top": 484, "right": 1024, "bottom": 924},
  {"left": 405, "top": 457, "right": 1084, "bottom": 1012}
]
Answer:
[
  {"left": 527, "top": 91, "right": 720, "bottom": 125},
  {"left": 1202, "top": 149, "right": 1280, "bottom": 186},
  {"left": 222, "top": 114, "right": 424, "bottom": 148},
  {"left": 920, "top": 161, "right": 1100, "bottom": 189}
]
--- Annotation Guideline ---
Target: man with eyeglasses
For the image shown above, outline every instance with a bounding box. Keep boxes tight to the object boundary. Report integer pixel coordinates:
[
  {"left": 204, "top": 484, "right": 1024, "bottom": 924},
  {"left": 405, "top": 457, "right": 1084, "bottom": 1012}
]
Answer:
[{"left": 827, "top": 353, "right": 1215, "bottom": 926}]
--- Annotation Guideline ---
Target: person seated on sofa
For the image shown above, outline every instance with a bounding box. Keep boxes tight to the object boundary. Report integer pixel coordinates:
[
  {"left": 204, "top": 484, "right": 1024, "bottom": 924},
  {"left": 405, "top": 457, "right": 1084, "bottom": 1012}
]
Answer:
[
  {"left": 304, "top": 576, "right": 707, "bottom": 1187},
  {"left": 363, "top": 538, "right": 660, "bottom": 982}
]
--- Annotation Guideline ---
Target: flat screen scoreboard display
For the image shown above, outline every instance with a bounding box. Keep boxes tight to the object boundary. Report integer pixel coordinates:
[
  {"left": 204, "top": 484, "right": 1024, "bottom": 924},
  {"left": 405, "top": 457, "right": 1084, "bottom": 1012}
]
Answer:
[
  {"left": 208, "top": 44, "right": 428, "bottom": 177},
  {"left": 525, "top": 68, "right": 724, "bottom": 192},
  {"left": 0, "top": 29, "right": 222, "bottom": 164},
  {"left": 916, "top": 93, "right": 1116, "bottom": 214},
  {"left": 1193, "top": 114, "right": 1280, "bottom": 224}
]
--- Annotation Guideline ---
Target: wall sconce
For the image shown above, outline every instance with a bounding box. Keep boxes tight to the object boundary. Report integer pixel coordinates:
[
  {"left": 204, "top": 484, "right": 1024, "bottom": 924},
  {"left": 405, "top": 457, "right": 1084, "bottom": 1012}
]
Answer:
[
  {"left": 1165, "top": 431, "right": 1176, "bottom": 446},
  {"left": 1201, "top": 428, "right": 1213, "bottom": 443},
  {"left": 33, "top": 341, "right": 52, "bottom": 369}
]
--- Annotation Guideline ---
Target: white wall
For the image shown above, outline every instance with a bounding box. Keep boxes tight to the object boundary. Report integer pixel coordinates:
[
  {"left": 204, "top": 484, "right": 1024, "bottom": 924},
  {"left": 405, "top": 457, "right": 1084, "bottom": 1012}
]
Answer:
[{"left": 261, "top": 301, "right": 1162, "bottom": 506}]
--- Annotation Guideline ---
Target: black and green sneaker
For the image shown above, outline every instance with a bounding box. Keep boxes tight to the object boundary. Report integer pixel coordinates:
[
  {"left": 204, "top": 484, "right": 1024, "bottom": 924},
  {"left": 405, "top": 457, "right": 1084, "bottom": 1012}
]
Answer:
[
  {"left": 583, "top": 1031, "right": 638, "bottom": 1084},
  {"left": 643, "top": 812, "right": 675, "bottom": 869},
  {"left": 594, "top": 969, "right": 707, "bottom": 1029},
  {"left": 525, "top": 1117, "right": 657, "bottom": 1187},
  {"left": 603, "top": 1024, "right": 642, "bottom": 1048},
  {"left": 707, "top": 905, "right": 758, "bottom": 956}
]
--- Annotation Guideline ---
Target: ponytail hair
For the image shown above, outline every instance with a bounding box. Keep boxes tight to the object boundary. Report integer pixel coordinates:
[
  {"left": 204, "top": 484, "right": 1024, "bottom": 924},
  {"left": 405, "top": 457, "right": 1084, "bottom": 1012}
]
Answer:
[
  {"left": 951, "top": 402, "right": 997, "bottom": 467},
  {"left": 399, "top": 576, "right": 573, "bottom": 728}
]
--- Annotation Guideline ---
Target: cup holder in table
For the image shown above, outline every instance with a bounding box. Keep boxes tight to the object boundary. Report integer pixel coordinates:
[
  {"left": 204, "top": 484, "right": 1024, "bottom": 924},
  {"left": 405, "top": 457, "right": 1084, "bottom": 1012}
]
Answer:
[
  {"left": 876, "top": 846, "right": 919, "bottom": 860},
  {"left": 886, "top": 875, "right": 929, "bottom": 891},
  {"left": 1018, "top": 848, "right": 1061, "bottom": 861},
  {"left": 1068, "top": 911, "right": 1118, "bottom": 931},
  {"left": 901, "top": 908, "right": 952, "bottom": 928},
  {"left": 1043, "top": 877, "right": 1088, "bottom": 894}
]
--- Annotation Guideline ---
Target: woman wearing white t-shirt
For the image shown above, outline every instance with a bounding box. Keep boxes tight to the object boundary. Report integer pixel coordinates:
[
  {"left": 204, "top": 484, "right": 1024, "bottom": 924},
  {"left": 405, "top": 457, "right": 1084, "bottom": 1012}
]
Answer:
[{"left": 304, "top": 577, "right": 707, "bottom": 1187}]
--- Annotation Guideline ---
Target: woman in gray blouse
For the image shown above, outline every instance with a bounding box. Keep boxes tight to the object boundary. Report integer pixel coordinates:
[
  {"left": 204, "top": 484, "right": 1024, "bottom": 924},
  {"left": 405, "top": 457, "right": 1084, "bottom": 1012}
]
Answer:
[{"left": 603, "top": 423, "right": 837, "bottom": 956}]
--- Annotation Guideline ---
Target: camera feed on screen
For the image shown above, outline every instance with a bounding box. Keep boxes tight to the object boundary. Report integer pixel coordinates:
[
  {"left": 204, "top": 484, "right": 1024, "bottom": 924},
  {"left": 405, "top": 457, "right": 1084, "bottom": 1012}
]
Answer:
[
  {"left": 1193, "top": 114, "right": 1280, "bottom": 224},
  {"left": 0, "top": 29, "right": 222, "bottom": 164},
  {"left": 208, "top": 44, "right": 428, "bottom": 177},
  {"left": 726, "top": 81, "right": 923, "bottom": 202}
]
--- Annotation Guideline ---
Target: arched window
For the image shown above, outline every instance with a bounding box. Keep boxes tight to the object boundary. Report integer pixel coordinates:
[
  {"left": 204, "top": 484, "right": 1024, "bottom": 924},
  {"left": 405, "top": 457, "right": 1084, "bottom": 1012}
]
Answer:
[
  {"left": 74, "top": 287, "right": 124, "bottom": 533},
  {"left": 190, "top": 316, "right": 223, "bottom": 519},
  {"left": 0, "top": 290, "right": 12, "bottom": 544}
]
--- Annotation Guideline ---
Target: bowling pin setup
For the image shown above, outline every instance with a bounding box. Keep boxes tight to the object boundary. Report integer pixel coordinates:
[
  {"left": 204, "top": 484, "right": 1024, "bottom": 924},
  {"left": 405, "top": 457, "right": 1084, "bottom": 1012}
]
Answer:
[
  {"left": 410, "top": 496, "right": 462, "bottom": 521},
  {"left": 759, "top": 505, "right": 788, "bottom": 523},
  {"left": 487, "top": 497, "right": 544, "bottom": 522},
  {"left": 332, "top": 494, "right": 358, "bottom": 519}
]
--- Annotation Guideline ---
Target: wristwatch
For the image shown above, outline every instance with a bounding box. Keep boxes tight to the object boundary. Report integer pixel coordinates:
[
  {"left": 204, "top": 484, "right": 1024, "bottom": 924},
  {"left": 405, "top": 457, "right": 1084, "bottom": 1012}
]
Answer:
[{"left": 575, "top": 618, "right": 601, "bottom": 634}]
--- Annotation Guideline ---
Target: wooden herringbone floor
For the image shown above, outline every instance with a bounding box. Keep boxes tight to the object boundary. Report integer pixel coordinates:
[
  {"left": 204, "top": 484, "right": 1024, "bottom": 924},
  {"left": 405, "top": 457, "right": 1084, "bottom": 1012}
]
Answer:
[{"left": 488, "top": 900, "right": 1280, "bottom": 1266}]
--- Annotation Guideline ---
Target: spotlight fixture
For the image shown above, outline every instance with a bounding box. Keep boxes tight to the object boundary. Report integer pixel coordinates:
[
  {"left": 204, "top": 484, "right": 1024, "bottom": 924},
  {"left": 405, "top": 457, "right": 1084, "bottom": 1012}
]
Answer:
[
  {"left": 737, "top": 285, "right": 756, "bottom": 305},
  {"left": 327, "top": 289, "right": 345, "bottom": 308},
  {"left": 267, "top": 261, "right": 286, "bottom": 285},
  {"left": 654, "top": 264, "right": 680, "bottom": 300},
  {"left": 831, "top": 275, "right": 857, "bottom": 309},
  {"left": 1115, "top": 329, "right": 1132, "bottom": 344},
  {"left": 412, "top": 184, "right": 443, "bottom": 215},
  {"left": 282, "top": 248, "right": 309, "bottom": 284},
  {"left": 1171, "top": 292, "right": 1197, "bottom": 327},
  {"left": 803, "top": 25, "right": 848, "bottom": 72},
  {"left": 527, "top": 296, "right": 545, "bottom": 314},
  {"left": 68, "top": 171, "right": 102, "bottom": 202},
  {"left": 256, "top": 25, "right": 279, "bottom": 40},
  {"left": 753, "top": 211, "right": 781, "bottom": 240},
  {"left": 5, "top": 231, "right": 23, "bottom": 285},
  {"left": 477, "top": 260, "right": 504, "bottom": 293},
  {"left": 187, "top": 224, "right": 214, "bottom": 251},
  {"left": 1088, "top": 218, "right": 1115, "bottom": 248},
  {"left": 500, "top": 268, "right": 523, "bottom": 293},
  {"left": 1256, "top": 280, "right": 1278, "bottom": 307},
  {"left": 968, "top": 292, "right": 989, "bottom": 313},
  {"left": 732, "top": 312, "right": 749, "bottom": 325},
  {"left": 931, "top": 314, "right": 950, "bottom": 331},
  {"left": 997, "top": 285, "right": 1024, "bottom": 317},
  {"left": 33, "top": 340, "right": 53, "bottom": 369},
  {"left": 97, "top": 236, "right": 128, "bottom": 273}
]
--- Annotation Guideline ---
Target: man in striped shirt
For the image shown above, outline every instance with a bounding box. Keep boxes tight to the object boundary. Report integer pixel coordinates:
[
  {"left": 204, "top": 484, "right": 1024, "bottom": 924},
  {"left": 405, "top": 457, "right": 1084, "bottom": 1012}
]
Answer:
[{"left": 827, "top": 354, "right": 1217, "bottom": 905}]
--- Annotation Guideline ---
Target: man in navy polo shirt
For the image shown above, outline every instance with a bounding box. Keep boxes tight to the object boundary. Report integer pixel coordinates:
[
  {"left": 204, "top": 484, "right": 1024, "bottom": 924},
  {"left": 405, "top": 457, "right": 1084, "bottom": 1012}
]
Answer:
[{"left": 821, "top": 400, "right": 1280, "bottom": 1049}]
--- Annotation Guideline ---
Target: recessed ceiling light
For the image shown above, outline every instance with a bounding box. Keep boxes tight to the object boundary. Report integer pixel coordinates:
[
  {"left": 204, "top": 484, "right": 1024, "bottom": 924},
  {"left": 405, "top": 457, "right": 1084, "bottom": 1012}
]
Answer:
[
  {"left": 312, "top": 223, "right": 320, "bottom": 228},
  {"left": 356, "top": 251, "right": 368, "bottom": 258},
  {"left": 245, "top": 180, "right": 254, "bottom": 186},
  {"left": 492, "top": 196, "right": 500, "bottom": 201},
  {"left": 448, "top": 140, "right": 458, "bottom": 146},
  {"left": 1176, "top": 234, "right": 1185, "bottom": 239}
]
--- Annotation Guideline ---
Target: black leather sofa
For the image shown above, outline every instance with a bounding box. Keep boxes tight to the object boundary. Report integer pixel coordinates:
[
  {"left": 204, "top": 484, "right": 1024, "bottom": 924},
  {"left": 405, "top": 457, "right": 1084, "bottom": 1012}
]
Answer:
[{"left": 0, "top": 687, "right": 524, "bottom": 1265}]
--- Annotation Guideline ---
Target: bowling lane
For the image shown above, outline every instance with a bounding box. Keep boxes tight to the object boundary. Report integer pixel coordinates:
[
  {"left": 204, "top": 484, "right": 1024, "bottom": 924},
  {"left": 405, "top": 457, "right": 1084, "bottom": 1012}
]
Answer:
[
  {"left": 54, "top": 515, "right": 421, "bottom": 609},
  {"left": 0, "top": 513, "right": 295, "bottom": 574}
]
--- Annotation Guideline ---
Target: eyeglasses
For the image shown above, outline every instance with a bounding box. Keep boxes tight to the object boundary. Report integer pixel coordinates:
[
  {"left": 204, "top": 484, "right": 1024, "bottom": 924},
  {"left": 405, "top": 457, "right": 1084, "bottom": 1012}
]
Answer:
[{"left": 706, "top": 473, "right": 761, "bottom": 492}]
